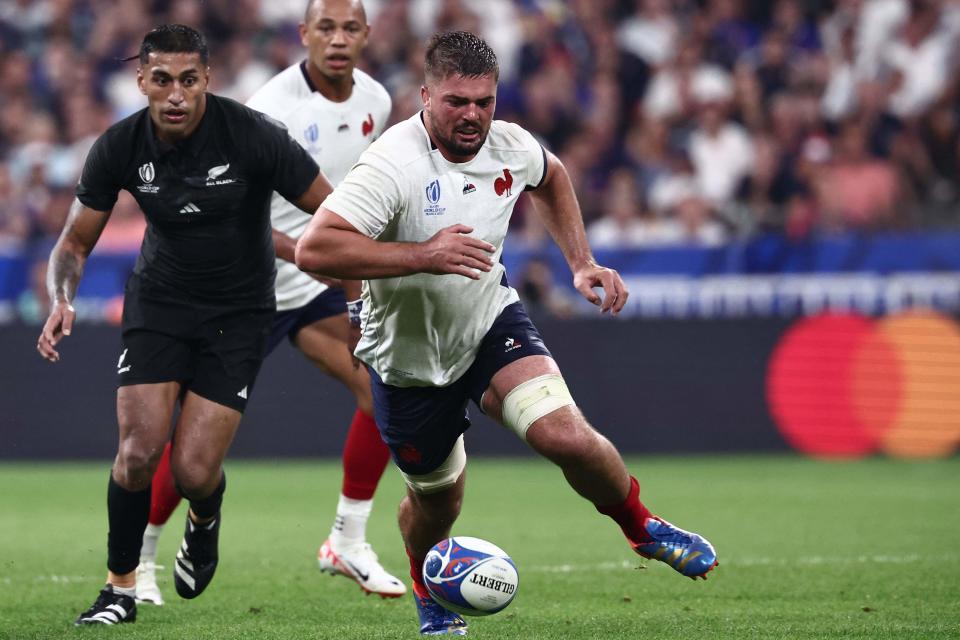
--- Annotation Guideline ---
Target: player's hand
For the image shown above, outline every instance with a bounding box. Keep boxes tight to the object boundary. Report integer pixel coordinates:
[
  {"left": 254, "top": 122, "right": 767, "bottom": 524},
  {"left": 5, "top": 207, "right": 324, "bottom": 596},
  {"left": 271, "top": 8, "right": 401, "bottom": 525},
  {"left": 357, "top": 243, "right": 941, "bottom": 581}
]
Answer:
[
  {"left": 572, "top": 262, "right": 629, "bottom": 315},
  {"left": 37, "top": 301, "right": 76, "bottom": 362},
  {"left": 419, "top": 224, "right": 495, "bottom": 280}
]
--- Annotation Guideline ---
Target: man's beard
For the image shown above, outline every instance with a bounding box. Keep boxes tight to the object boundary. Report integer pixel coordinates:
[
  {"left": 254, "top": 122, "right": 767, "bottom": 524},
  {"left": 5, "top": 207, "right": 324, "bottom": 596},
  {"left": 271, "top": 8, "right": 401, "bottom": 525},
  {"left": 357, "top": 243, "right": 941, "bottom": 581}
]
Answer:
[{"left": 433, "top": 121, "right": 488, "bottom": 157}]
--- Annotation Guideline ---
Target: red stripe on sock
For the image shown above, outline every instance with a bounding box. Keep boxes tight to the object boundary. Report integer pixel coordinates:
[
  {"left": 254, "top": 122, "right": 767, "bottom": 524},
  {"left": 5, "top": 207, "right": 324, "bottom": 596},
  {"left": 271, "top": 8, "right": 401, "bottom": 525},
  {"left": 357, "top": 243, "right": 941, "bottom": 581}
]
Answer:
[
  {"left": 595, "top": 476, "right": 653, "bottom": 544},
  {"left": 407, "top": 546, "right": 428, "bottom": 594},
  {"left": 341, "top": 409, "right": 390, "bottom": 500},
  {"left": 149, "top": 442, "right": 182, "bottom": 525}
]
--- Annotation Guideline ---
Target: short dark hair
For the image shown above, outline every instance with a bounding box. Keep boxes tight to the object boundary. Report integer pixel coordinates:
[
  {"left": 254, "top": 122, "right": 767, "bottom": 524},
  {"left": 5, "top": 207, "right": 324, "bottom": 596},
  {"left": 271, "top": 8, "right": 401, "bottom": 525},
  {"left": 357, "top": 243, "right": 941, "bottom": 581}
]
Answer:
[
  {"left": 138, "top": 24, "right": 209, "bottom": 65},
  {"left": 424, "top": 31, "right": 498, "bottom": 83}
]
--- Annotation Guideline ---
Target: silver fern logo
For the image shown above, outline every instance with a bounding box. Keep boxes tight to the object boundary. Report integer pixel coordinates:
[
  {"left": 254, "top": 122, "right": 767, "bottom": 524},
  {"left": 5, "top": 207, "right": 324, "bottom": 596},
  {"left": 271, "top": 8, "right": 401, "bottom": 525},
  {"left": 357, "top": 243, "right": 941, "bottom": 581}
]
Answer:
[{"left": 207, "top": 163, "right": 230, "bottom": 180}]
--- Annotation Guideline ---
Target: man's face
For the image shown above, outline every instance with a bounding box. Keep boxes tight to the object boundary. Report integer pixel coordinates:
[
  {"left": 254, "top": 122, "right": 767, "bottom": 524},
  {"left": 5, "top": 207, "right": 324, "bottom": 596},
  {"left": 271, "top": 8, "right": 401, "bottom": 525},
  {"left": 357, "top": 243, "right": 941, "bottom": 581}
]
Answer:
[
  {"left": 300, "top": 0, "right": 368, "bottom": 81},
  {"left": 137, "top": 51, "right": 208, "bottom": 142},
  {"left": 422, "top": 73, "right": 497, "bottom": 160}
]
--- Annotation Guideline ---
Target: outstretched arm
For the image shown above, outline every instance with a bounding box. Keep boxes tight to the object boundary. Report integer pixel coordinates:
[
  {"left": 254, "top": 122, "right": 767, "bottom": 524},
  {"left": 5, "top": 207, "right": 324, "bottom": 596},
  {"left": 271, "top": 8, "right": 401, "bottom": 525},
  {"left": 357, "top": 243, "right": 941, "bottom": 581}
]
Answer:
[
  {"left": 295, "top": 208, "right": 495, "bottom": 280},
  {"left": 37, "top": 199, "right": 113, "bottom": 362},
  {"left": 526, "top": 151, "right": 629, "bottom": 315}
]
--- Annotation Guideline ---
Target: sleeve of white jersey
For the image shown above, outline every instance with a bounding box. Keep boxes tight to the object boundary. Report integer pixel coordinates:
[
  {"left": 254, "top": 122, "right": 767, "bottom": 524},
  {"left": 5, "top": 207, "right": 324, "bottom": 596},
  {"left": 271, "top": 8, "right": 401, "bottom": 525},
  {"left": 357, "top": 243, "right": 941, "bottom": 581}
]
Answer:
[
  {"left": 498, "top": 121, "right": 547, "bottom": 190},
  {"left": 321, "top": 150, "right": 402, "bottom": 238}
]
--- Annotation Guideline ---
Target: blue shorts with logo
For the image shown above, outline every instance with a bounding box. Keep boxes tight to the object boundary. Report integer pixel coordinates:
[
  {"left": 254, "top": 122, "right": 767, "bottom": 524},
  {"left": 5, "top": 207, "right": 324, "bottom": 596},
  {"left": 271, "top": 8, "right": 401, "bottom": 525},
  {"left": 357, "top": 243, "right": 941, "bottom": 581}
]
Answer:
[
  {"left": 369, "top": 301, "right": 552, "bottom": 475},
  {"left": 266, "top": 286, "right": 347, "bottom": 354}
]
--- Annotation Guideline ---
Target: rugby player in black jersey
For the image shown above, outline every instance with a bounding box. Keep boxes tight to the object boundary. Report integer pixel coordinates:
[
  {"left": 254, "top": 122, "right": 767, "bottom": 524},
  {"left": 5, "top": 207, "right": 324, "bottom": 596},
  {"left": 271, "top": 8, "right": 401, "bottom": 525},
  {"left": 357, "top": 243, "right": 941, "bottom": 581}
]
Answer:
[{"left": 35, "top": 25, "right": 333, "bottom": 625}]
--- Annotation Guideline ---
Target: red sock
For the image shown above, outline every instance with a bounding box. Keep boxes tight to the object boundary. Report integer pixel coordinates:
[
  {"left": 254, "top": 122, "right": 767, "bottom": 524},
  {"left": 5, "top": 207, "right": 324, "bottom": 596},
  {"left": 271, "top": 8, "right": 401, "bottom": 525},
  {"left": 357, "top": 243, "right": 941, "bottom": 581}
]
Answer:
[
  {"left": 595, "top": 476, "right": 653, "bottom": 545},
  {"left": 341, "top": 409, "right": 390, "bottom": 500},
  {"left": 149, "top": 442, "right": 182, "bottom": 525},
  {"left": 406, "top": 546, "right": 429, "bottom": 595}
]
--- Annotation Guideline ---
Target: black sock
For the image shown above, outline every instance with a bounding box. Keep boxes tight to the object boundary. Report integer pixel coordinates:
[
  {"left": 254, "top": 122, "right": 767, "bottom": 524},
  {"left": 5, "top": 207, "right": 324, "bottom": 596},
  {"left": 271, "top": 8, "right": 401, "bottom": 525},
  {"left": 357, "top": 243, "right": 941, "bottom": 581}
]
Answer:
[
  {"left": 107, "top": 474, "right": 151, "bottom": 575},
  {"left": 187, "top": 472, "right": 226, "bottom": 520}
]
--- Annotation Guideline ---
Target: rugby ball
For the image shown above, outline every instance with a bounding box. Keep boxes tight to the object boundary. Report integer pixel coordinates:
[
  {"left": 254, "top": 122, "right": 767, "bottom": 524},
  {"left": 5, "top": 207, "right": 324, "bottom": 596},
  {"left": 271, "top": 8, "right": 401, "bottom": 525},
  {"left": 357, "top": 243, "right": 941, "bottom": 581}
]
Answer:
[{"left": 422, "top": 536, "right": 519, "bottom": 616}]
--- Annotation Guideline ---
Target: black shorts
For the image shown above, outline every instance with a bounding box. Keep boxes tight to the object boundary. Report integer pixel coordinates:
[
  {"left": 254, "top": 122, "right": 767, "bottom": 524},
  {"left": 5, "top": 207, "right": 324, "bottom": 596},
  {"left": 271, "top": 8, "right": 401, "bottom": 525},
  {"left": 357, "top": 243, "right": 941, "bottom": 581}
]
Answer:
[
  {"left": 369, "top": 301, "right": 552, "bottom": 474},
  {"left": 118, "top": 295, "right": 273, "bottom": 412},
  {"left": 266, "top": 287, "right": 347, "bottom": 355}
]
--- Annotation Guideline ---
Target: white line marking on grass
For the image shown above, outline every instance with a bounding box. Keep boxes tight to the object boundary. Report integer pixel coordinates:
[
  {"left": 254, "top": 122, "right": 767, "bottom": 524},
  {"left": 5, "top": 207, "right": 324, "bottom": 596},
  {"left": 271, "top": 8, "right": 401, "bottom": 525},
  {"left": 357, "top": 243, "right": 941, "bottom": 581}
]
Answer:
[{"left": 528, "top": 553, "right": 958, "bottom": 573}]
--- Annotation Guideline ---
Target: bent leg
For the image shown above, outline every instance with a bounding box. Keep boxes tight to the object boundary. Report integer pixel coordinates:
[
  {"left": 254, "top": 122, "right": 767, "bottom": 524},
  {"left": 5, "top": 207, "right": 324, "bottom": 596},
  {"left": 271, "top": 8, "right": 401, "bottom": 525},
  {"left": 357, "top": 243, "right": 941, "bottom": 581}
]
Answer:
[
  {"left": 149, "top": 442, "right": 182, "bottom": 526},
  {"left": 294, "top": 314, "right": 404, "bottom": 596},
  {"left": 400, "top": 474, "right": 466, "bottom": 585},
  {"left": 293, "top": 315, "right": 390, "bottom": 501},
  {"left": 483, "top": 356, "right": 718, "bottom": 579},
  {"left": 483, "top": 355, "right": 631, "bottom": 506},
  {"left": 168, "top": 391, "right": 242, "bottom": 508},
  {"left": 109, "top": 382, "right": 181, "bottom": 586}
]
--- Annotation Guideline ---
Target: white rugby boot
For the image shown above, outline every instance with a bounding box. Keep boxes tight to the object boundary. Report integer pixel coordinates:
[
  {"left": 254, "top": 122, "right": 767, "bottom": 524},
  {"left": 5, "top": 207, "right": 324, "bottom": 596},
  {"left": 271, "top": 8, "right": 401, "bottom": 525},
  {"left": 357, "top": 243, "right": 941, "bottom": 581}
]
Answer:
[{"left": 318, "top": 538, "right": 407, "bottom": 598}]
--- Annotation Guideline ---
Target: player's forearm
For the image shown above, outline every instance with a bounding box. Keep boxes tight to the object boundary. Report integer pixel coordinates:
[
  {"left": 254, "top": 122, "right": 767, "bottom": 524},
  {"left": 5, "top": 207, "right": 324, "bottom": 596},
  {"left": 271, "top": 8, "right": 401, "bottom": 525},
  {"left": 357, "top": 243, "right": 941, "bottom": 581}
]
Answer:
[
  {"left": 47, "top": 244, "right": 86, "bottom": 305},
  {"left": 273, "top": 229, "right": 297, "bottom": 263},
  {"left": 295, "top": 227, "right": 423, "bottom": 279},
  {"left": 530, "top": 164, "right": 595, "bottom": 272}
]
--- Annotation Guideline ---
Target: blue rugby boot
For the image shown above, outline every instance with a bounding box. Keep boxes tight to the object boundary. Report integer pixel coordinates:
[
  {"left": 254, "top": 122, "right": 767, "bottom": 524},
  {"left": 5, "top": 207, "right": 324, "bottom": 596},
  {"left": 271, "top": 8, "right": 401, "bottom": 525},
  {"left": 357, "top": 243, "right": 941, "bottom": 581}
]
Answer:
[
  {"left": 413, "top": 583, "right": 467, "bottom": 636},
  {"left": 633, "top": 516, "right": 718, "bottom": 580}
]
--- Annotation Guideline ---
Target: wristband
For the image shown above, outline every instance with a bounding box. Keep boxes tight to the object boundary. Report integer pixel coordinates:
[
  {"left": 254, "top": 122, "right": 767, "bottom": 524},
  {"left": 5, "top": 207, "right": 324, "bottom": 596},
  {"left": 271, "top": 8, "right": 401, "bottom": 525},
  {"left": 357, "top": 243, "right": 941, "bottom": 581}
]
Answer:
[{"left": 347, "top": 298, "right": 363, "bottom": 328}]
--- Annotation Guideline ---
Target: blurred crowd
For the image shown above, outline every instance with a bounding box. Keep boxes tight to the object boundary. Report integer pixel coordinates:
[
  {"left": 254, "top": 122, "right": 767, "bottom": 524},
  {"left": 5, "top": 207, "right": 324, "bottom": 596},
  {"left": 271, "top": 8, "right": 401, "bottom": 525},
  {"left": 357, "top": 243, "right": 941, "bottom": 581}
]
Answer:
[{"left": 1, "top": 0, "right": 959, "bottom": 261}]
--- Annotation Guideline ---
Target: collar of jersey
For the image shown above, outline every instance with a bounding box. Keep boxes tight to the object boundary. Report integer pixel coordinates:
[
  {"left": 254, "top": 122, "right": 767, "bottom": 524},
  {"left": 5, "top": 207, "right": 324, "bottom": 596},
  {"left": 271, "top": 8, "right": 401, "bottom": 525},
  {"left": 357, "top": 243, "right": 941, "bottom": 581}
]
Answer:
[
  {"left": 145, "top": 94, "right": 213, "bottom": 158},
  {"left": 299, "top": 60, "right": 356, "bottom": 98}
]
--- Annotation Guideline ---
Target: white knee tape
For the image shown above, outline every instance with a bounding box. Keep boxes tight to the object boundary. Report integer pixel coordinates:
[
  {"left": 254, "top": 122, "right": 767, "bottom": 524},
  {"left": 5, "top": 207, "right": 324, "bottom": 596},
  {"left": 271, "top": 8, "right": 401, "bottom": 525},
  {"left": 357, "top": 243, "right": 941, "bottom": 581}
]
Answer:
[
  {"left": 501, "top": 374, "right": 575, "bottom": 440},
  {"left": 400, "top": 435, "right": 466, "bottom": 494}
]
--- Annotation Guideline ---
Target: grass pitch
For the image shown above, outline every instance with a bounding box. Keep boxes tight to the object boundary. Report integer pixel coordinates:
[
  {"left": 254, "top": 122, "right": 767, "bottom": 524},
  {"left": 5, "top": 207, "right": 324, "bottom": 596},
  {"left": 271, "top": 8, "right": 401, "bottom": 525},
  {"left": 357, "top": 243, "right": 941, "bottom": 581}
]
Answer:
[{"left": 1, "top": 455, "right": 958, "bottom": 639}]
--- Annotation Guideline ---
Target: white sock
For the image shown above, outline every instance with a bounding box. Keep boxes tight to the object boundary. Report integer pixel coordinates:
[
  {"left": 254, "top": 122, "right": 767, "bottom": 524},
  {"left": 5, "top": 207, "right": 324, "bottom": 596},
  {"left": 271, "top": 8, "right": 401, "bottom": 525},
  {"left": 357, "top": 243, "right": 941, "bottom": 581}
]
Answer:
[
  {"left": 111, "top": 584, "right": 136, "bottom": 597},
  {"left": 139, "top": 523, "right": 164, "bottom": 564},
  {"left": 329, "top": 494, "right": 373, "bottom": 547}
]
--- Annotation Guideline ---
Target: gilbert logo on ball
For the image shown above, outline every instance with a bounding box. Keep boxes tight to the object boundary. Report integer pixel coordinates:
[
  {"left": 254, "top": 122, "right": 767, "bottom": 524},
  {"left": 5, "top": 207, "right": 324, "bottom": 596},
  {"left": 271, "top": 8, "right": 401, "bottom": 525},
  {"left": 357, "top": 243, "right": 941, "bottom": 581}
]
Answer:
[{"left": 422, "top": 537, "right": 519, "bottom": 616}]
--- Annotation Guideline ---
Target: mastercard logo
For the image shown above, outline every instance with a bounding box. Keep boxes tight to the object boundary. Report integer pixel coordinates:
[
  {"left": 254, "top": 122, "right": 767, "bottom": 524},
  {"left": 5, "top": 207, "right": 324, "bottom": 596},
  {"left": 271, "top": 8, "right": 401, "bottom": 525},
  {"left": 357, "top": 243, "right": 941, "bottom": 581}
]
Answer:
[{"left": 766, "top": 310, "right": 960, "bottom": 458}]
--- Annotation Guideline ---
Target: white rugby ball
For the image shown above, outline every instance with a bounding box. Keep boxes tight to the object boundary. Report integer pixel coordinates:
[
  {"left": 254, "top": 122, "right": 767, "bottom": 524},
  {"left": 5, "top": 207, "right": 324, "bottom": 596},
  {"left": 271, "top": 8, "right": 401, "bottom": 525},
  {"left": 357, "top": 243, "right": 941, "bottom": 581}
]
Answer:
[{"left": 422, "top": 536, "right": 519, "bottom": 616}]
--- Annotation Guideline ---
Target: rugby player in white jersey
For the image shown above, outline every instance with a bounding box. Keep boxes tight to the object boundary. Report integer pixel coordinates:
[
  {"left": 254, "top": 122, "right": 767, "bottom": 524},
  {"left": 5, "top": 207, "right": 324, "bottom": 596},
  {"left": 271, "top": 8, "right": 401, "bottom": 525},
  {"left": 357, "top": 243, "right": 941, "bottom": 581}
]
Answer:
[
  {"left": 296, "top": 31, "right": 719, "bottom": 635},
  {"left": 135, "top": 0, "right": 404, "bottom": 604}
]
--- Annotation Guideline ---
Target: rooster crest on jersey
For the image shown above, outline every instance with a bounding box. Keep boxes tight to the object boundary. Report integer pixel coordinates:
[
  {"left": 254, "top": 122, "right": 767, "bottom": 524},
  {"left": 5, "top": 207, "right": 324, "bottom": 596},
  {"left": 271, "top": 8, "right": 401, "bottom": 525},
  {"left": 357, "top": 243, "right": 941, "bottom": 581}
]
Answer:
[
  {"left": 422, "top": 536, "right": 519, "bottom": 617},
  {"left": 494, "top": 168, "right": 513, "bottom": 196}
]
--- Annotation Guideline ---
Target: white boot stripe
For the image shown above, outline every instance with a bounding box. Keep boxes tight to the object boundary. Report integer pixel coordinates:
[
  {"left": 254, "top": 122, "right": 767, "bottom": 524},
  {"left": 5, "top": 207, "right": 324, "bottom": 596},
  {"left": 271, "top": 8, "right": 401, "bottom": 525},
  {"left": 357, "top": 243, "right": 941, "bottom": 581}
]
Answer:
[
  {"left": 177, "top": 555, "right": 194, "bottom": 571},
  {"left": 89, "top": 611, "right": 119, "bottom": 623},
  {"left": 175, "top": 562, "right": 196, "bottom": 590},
  {"left": 106, "top": 604, "right": 128, "bottom": 616}
]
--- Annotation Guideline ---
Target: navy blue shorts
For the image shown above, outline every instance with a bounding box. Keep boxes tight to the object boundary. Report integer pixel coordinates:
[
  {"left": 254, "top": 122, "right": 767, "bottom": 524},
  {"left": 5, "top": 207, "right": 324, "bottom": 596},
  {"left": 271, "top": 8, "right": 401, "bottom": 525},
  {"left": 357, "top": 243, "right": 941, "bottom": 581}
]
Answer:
[
  {"left": 370, "top": 301, "right": 552, "bottom": 474},
  {"left": 266, "top": 287, "right": 347, "bottom": 355}
]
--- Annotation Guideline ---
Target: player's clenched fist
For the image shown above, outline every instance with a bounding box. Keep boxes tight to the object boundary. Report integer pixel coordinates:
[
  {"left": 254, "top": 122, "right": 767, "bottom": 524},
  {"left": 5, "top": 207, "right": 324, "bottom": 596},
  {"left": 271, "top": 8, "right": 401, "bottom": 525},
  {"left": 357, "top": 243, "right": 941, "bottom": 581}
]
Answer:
[{"left": 418, "top": 224, "right": 495, "bottom": 280}]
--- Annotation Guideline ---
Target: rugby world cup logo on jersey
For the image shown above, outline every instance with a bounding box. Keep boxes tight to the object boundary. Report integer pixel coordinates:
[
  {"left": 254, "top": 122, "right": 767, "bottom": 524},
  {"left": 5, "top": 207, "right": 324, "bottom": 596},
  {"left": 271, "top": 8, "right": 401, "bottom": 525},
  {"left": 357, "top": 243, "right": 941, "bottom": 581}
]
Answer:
[
  {"left": 137, "top": 162, "right": 159, "bottom": 193},
  {"left": 304, "top": 123, "right": 322, "bottom": 154},
  {"left": 424, "top": 179, "right": 446, "bottom": 216}
]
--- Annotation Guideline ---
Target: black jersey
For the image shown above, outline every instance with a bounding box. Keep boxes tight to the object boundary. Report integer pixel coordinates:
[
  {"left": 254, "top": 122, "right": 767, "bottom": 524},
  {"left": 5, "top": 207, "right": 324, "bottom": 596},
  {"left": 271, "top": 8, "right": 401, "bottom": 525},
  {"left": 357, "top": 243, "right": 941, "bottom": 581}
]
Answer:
[{"left": 76, "top": 94, "right": 320, "bottom": 309}]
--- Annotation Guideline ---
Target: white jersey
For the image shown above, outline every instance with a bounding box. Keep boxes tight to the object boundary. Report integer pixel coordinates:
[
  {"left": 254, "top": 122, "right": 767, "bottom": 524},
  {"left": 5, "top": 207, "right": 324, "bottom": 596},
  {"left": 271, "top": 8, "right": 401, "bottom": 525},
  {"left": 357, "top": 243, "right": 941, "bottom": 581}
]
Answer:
[
  {"left": 246, "top": 62, "right": 391, "bottom": 311},
  {"left": 323, "top": 113, "right": 547, "bottom": 387}
]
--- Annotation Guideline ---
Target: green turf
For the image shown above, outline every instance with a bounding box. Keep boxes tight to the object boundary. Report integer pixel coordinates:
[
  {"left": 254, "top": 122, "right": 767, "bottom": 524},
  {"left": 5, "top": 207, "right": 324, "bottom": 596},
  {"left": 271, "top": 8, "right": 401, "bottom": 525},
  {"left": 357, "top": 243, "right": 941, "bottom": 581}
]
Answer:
[{"left": 1, "top": 456, "right": 958, "bottom": 639}]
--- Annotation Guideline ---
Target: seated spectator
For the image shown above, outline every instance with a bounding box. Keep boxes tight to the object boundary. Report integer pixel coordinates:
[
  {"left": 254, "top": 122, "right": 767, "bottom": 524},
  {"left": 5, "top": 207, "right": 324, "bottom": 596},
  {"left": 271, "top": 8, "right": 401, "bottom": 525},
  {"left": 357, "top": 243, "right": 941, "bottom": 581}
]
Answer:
[
  {"left": 587, "top": 168, "right": 671, "bottom": 248},
  {"left": 649, "top": 155, "right": 728, "bottom": 246},
  {"left": 815, "top": 120, "right": 902, "bottom": 230},
  {"left": 616, "top": 0, "right": 679, "bottom": 67},
  {"left": 882, "top": 1, "right": 955, "bottom": 120},
  {"left": 643, "top": 37, "right": 733, "bottom": 123},
  {"left": 688, "top": 92, "right": 755, "bottom": 207}
]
